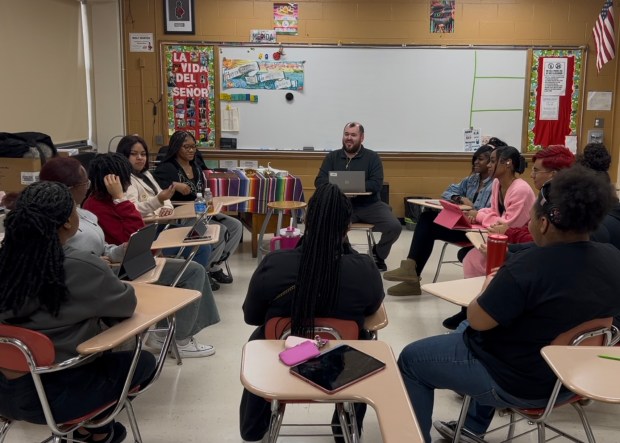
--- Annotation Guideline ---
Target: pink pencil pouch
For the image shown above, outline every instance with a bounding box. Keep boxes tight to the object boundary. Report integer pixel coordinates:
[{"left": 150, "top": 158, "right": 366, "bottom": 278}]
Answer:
[{"left": 279, "top": 340, "right": 320, "bottom": 366}]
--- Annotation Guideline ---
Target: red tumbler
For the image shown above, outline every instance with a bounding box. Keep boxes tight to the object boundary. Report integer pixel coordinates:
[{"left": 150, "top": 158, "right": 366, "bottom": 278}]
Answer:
[{"left": 485, "top": 234, "right": 508, "bottom": 275}]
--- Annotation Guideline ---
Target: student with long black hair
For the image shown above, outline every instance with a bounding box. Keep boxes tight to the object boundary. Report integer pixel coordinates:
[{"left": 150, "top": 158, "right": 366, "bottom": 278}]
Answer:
[
  {"left": 239, "top": 183, "right": 384, "bottom": 442},
  {"left": 0, "top": 181, "right": 155, "bottom": 443},
  {"left": 153, "top": 130, "right": 243, "bottom": 286}
]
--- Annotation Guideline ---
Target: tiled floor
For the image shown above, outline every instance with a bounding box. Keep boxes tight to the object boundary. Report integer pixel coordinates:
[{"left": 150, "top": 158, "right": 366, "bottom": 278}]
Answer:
[{"left": 8, "top": 227, "right": 620, "bottom": 442}]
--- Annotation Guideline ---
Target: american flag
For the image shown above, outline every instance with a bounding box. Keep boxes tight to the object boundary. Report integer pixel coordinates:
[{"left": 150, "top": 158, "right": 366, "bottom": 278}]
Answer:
[{"left": 593, "top": 0, "right": 616, "bottom": 72}]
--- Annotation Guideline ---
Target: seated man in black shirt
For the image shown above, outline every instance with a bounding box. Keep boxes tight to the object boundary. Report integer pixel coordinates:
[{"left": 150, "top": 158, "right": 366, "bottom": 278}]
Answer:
[
  {"left": 397, "top": 166, "right": 620, "bottom": 443},
  {"left": 314, "top": 122, "right": 401, "bottom": 271}
]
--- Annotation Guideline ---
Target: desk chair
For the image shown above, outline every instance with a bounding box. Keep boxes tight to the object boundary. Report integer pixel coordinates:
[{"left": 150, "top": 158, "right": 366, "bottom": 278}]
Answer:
[
  {"left": 0, "top": 325, "right": 144, "bottom": 443},
  {"left": 257, "top": 201, "right": 306, "bottom": 261},
  {"left": 451, "top": 317, "right": 616, "bottom": 443},
  {"left": 348, "top": 223, "right": 377, "bottom": 256},
  {"left": 433, "top": 241, "right": 472, "bottom": 283},
  {"left": 263, "top": 317, "right": 361, "bottom": 443}
]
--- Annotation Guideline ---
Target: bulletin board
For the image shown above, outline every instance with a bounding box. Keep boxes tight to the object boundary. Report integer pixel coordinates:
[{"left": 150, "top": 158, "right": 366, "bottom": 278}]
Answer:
[
  {"left": 527, "top": 48, "right": 584, "bottom": 152},
  {"left": 162, "top": 44, "right": 216, "bottom": 147},
  {"left": 217, "top": 45, "right": 530, "bottom": 152}
]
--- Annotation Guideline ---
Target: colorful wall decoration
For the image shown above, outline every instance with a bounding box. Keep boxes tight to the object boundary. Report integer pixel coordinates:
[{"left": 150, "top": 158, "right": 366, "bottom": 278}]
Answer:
[
  {"left": 221, "top": 59, "right": 304, "bottom": 90},
  {"left": 163, "top": 44, "right": 215, "bottom": 146},
  {"left": 527, "top": 49, "right": 583, "bottom": 151}
]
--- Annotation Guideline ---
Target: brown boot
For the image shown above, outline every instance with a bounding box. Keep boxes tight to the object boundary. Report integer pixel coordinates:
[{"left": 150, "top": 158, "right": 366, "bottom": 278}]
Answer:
[
  {"left": 383, "top": 259, "right": 419, "bottom": 282},
  {"left": 387, "top": 281, "right": 422, "bottom": 296}
]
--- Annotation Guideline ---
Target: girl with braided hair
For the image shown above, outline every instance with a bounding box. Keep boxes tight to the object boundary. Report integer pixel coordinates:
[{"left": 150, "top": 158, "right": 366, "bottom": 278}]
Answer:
[
  {"left": 239, "top": 183, "right": 384, "bottom": 443},
  {"left": 0, "top": 181, "right": 155, "bottom": 443},
  {"left": 82, "top": 152, "right": 145, "bottom": 245}
]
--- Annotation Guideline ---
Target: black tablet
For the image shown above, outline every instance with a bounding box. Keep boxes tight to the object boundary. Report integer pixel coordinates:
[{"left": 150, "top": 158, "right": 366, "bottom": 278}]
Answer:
[
  {"left": 289, "top": 344, "right": 386, "bottom": 394},
  {"left": 183, "top": 216, "right": 211, "bottom": 243}
]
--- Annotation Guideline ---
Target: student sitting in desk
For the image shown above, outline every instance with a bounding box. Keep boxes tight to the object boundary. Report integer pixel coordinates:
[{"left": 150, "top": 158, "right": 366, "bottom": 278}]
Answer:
[
  {"left": 239, "top": 183, "right": 384, "bottom": 443},
  {"left": 43, "top": 156, "right": 219, "bottom": 358},
  {"left": 314, "top": 122, "right": 401, "bottom": 272},
  {"left": 153, "top": 130, "right": 242, "bottom": 288},
  {"left": 0, "top": 181, "right": 156, "bottom": 443},
  {"left": 383, "top": 143, "right": 496, "bottom": 296},
  {"left": 115, "top": 135, "right": 220, "bottom": 292},
  {"left": 398, "top": 166, "right": 620, "bottom": 443},
  {"left": 440, "top": 145, "right": 576, "bottom": 329}
]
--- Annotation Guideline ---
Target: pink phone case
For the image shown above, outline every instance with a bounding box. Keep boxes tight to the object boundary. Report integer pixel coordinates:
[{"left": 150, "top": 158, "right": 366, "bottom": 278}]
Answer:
[{"left": 279, "top": 340, "right": 320, "bottom": 366}]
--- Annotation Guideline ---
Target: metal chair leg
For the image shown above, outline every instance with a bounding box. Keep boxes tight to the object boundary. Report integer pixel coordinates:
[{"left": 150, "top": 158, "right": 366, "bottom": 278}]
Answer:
[
  {"left": 257, "top": 208, "right": 274, "bottom": 261},
  {"left": 124, "top": 400, "right": 143, "bottom": 443},
  {"left": 0, "top": 418, "right": 12, "bottom": 443},
  {"left": 572, "top": 402, "right": 597, "bottom": 443},
  {"left": 224, "top": 260, "right": 232, "bottom": 280},
  {"left": 266, "top": 400, "right": 286, "bottom": 443},
  {"left": 433, "top": 242, "right": 450, "bottom": 283},
  {"left": 452, "top": 394, "right": 471, "bottom": 443}
]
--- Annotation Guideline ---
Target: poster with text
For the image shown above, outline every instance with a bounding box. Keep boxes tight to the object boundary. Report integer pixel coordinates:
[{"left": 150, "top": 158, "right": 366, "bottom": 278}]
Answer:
[
  {"left": 163, "top": 45, "right": 215, "bottom": 146},
  {"left": 274, "top": 3, "right": 298, "bottom": 35},
  {"left": 222, "top": 59, "right": 304, "bottom": 90}
]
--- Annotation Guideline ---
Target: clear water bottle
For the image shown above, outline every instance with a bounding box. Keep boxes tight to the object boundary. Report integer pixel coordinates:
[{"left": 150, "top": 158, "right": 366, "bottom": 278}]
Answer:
[
  {"left": 194, "top": 192, "right": 207, "bottom": 216},
  {"left": 204, "top": 188, "right": 213, "bottom": 212}
]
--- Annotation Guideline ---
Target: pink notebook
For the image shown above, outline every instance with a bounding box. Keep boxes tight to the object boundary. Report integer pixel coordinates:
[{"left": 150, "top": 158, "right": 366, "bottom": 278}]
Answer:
[{"left": 434, "top": 200, "right": 485, "bottom": 230}]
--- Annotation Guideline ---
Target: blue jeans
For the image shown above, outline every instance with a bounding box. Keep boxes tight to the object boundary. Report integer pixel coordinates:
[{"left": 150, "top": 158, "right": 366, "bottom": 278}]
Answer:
[{"left": 397, "top": 332, "right": 564, "bottom": 443}]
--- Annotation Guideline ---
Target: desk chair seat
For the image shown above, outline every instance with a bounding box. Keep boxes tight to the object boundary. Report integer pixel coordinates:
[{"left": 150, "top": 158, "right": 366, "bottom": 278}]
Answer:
[
  {"left": 348, "top": 223, "right": 377, "bottom": 256},
  {"left": 257, "top": 201, "right": 306, "bottom": 261},
  {"left": 433, "top": 241, "right": 472, "bottom": 283},
  {"left": 451, "top": 317, "right": 616, "bottom": 443},
  {"left": 262, "top": 317, "right": 361, "bottom": 443},
  {"left": 0, "top": 324, "right": 144, "bottom": 443}
]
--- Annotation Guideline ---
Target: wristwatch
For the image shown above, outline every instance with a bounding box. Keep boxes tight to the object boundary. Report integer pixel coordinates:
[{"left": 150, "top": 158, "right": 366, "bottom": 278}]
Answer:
[{"left": 113, "top": 197, "right": 127, "bottom": 205}]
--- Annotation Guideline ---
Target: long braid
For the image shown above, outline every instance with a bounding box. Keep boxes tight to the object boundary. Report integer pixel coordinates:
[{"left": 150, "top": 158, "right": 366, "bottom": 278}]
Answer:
[
  {"left": 291, "top": 184, "right": 352, "bottom": 337},
  {"left": 0, "top": 182, "right": 73, "bottom": 316}
]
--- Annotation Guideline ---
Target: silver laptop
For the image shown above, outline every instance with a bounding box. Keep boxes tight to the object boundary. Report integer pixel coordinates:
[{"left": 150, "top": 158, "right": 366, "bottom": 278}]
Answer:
[
  {"left": 328, "top": 171, "right": 366, "bottom": 193},
  {"left": 115, "top": 223, "right": 157, "bottom": 280}
]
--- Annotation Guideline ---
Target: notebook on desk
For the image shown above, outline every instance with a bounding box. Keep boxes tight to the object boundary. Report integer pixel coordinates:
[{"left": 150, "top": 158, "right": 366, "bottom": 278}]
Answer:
[
  {"left": 328, "top": 171, "right": 366, "bottom": 193},
  {"left": 434, "top": 200, "right": 485, "bottom": 231},
  {"left": 115, "top": 223, "right": 157, "bottom": 280}
]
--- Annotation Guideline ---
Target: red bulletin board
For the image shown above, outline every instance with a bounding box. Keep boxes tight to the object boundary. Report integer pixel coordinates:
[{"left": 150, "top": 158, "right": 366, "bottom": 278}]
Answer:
[{"left": 162, "top": 44, "right": 215, "bottom": 147}]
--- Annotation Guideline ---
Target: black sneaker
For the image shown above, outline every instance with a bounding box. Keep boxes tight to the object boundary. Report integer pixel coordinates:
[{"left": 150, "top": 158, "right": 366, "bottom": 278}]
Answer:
[
  {"left": 442, "top": 308, "right": 468, "bottom": 330},
  {"left": 372, "top": 246, "right": 387, "bottom": 272},
  {"left": 433, "top": 420, "right": 485, "bottom": 443},
  {"left": 210, "top": 269, "right": 233, "bottom": 284},
  {"left": 208, "top": 274, "right": 220, "bottom": 291}
]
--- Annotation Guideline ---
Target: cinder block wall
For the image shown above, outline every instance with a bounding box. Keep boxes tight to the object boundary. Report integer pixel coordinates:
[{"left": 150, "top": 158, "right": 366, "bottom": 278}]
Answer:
[{"left": 122, "top": 0, "right": 619, "bottom": 217}]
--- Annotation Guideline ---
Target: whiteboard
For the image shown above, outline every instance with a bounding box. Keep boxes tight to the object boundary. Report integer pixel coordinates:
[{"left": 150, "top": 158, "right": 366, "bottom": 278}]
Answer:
[{"left": 219, "top": 46, "right": 528, "bottom": 152}]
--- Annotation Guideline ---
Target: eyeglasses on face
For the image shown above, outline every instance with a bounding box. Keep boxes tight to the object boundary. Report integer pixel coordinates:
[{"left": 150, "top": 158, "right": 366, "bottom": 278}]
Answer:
[
  {"left": 532, "top": 167, "right": 552, "bottom": 176},
  {"left": 181, "top": 144, "right": 197, "bottom": 151}
]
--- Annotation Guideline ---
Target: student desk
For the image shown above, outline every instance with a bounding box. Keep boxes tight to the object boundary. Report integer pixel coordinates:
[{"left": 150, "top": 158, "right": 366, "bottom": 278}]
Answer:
[
  {"left": 407, "top": 198, "right": 471, "bottom": 211},
  {"left": 77, "top": 282, "right": 201, "bottom": 354},
  {"left": 143, "top": 201, "right": 222, "bottom": 224},
  {"left": 541, "top": 346, "right": 620, "bottom": 404},
  {"left": 421, "top": 276, "right": 485, "bottom": 306},
  {"left": 151, "top": 224, "right": 220, "bottom": 287},
  {"left": 240, "top": 340, "right": 423, "bottom": 443}
]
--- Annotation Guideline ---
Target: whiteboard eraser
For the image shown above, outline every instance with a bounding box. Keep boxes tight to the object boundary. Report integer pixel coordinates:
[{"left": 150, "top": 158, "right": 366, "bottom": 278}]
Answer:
[{"left": 303, "top": 146, "right": 314, "bottom": 151}]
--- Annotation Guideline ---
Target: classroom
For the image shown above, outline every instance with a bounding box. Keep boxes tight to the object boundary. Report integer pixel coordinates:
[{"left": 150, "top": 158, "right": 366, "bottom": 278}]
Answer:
[{"left": 2, "top": 1, "right": 620, "bottom": 442}]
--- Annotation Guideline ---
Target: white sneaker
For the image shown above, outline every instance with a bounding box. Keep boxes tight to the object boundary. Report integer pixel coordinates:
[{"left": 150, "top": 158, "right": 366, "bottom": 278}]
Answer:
[
  {"left": 144, "top": 333, "right": 165, "bottom": 351},
  {"left": 176, "top": 337, "right": 216, "bottom": 358}
]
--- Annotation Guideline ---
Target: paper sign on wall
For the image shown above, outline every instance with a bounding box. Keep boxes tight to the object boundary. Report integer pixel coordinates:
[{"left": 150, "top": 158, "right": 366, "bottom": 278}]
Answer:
[
  {"left": 463, "top": 128, "right": 481, "bottom": 152},
  {"left": 129, "top": 33, "right": 154, "bottom": 52}
]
